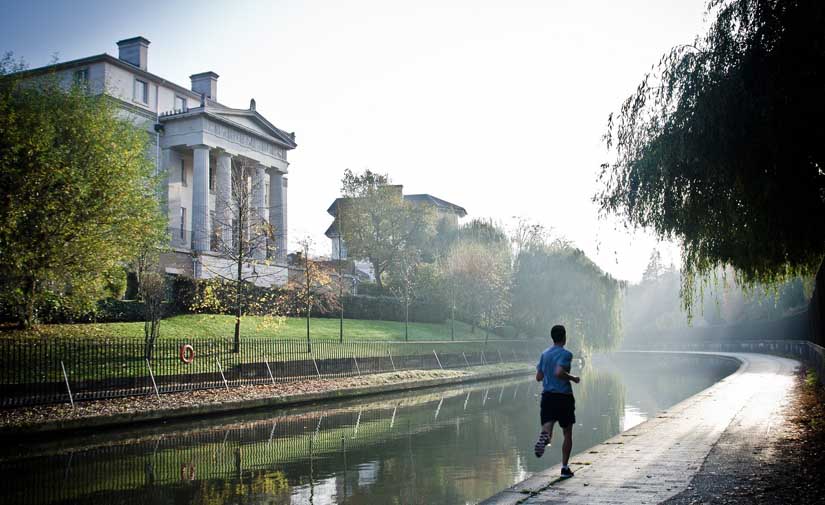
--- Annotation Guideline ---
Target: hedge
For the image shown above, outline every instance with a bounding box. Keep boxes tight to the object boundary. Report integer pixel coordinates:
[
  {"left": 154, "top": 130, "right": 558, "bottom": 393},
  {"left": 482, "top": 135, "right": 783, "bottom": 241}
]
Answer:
[{"left": 6, "top": 275, "right": 451, "bottom": 325}]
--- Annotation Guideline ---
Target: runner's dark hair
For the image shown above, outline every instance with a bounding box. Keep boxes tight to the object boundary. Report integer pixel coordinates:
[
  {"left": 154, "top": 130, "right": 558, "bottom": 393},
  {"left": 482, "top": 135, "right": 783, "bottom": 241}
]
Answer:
[{"left": 551, "top": 325, "right": 566, "bottom": 344}]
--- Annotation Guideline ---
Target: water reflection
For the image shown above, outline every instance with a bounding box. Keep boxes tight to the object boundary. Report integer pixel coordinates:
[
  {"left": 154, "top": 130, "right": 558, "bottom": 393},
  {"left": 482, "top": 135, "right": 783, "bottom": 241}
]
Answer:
[{"left": 0, "top": 352, "right": 737, "bottom": 505}]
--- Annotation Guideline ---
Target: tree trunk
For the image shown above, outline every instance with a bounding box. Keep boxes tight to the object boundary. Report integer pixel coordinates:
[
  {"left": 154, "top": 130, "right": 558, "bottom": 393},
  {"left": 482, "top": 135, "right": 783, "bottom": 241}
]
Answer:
[
  {"left": 305, "top": 251, "right": 312, "bottom": 354},
  {"left": 405, "top": 300, "right": 409, "bottom": 342},
  {"left": 20, "top": 277, "right": 36, "bottom": 330},
  {"left": 232, "top": 241, "right": 243, "bottom": 353},
  {"left": 234, "top": 274, "right": 242, "bottom": 354},
  {"left": 450, "top": 304, "right": 455, "bottom": 341},
  {"left": 373, "top": 260, "right": 383, "bottom": 290}
]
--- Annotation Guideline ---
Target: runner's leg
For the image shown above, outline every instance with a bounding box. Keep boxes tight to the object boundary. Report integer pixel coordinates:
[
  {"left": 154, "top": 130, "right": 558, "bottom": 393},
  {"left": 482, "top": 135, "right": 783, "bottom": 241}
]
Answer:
[{"left": 561, "top": 425, "right": 573, "bottom": 466}]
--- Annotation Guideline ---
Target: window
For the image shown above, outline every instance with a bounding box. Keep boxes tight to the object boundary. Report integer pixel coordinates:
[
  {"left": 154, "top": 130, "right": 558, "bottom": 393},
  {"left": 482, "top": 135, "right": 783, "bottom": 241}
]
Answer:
[
  {"left": 73, "top": 68, "right": 89, "bottom": 87},
  {"left": 179, "top": 208, "right": 186, "bottom": 239},
  {"left": 174, "top": 95, "right": 186, "bottom": 111},
  {"left": 209, "top": 164, "right": 216, "bottom": 192},
  {"left": 180, "top": 159, "right": 187, "bottom": 187},
  {"left": 133, "top": 78, "right": 148, "bottom": 104}
]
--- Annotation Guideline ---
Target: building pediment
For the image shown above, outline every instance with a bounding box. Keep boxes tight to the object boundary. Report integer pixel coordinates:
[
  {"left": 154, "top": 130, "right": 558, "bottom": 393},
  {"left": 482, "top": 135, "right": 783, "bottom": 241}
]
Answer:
[
  {"left": 160, "top": 104, "right": 296, "bottom": 168},
  {"left": 208, "top": 106, "right": 297, "bottom": 150}
]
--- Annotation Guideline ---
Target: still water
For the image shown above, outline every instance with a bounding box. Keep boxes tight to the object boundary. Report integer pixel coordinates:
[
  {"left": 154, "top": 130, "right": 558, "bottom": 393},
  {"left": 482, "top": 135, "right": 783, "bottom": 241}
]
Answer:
[{"left": 0, "top": 352, "right": 738, "bottom": 505}]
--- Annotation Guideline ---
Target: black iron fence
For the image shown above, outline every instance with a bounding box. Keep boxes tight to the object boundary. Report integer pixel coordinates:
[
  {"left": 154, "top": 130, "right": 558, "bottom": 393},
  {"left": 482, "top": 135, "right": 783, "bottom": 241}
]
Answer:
[{"left": 0, "top": 338, "right": 541, "bottom": 407}]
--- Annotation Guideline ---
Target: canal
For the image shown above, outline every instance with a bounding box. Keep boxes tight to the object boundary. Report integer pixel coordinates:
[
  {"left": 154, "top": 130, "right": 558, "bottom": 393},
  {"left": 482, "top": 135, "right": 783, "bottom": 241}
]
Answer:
[{"left": 0, "top": 352, "right": 738, "bottom": 505}]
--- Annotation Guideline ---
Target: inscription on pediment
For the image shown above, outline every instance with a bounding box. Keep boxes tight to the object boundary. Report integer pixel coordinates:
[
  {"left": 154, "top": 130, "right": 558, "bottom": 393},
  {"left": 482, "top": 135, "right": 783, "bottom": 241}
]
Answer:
[{"left": 205, "top": 118, "right": 286, "bottom": 160}]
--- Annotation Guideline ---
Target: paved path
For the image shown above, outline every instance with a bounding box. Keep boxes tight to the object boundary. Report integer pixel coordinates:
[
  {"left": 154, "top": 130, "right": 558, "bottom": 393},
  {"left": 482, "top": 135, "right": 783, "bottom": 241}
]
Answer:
[{"left": 479, "top": 352, "right": 799, "bottom": 505}]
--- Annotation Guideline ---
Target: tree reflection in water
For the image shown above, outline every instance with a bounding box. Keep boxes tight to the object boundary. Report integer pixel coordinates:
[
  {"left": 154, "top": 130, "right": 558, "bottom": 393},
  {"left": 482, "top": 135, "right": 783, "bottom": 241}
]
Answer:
[{"left": 0, "top": 353, "right": 736, "bottom": 505}]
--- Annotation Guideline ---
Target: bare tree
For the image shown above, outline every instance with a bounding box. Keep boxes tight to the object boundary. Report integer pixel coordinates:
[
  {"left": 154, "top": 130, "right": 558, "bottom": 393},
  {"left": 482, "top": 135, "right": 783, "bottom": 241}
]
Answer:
[
  {"left": 442, "top": 239, "right": 511, "bottom": 338},
  {"left": 291, "top": 238, "right": 337, "bottom": 353},
  {"left": 141, "top": 271, "right": 165, "bottom": 361},
  {"left": 204, "top": 157, "right": 283, "bottom": 353},
  {"left": 389, "top": 250, "right": 420, "bottom": 342}
]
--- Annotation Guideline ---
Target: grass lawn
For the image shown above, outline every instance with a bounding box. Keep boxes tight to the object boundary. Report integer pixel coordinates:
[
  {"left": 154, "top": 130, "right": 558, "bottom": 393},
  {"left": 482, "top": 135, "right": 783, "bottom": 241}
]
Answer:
[{"left": 5, "top": 314, "right": 497, "bottom": 342}]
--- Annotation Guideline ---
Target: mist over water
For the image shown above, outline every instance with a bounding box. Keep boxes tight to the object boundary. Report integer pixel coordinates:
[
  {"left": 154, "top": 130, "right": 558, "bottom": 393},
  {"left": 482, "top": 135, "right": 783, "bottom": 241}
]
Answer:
[{"left": 0, "top": 353, "right": 737, "bottom": 505}]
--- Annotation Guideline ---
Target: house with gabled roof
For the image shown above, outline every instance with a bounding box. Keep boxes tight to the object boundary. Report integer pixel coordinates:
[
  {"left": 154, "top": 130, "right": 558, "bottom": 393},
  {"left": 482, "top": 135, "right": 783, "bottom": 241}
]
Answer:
[{"left": 324, "top": 188, "right": 467, "bottom": 280}]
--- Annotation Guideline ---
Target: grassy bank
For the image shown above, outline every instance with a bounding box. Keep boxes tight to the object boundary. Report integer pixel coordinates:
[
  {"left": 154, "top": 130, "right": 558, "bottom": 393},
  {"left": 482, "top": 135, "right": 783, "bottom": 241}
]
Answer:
[{"left": 4, "top": 314, "right": 495, "bottom": 341}]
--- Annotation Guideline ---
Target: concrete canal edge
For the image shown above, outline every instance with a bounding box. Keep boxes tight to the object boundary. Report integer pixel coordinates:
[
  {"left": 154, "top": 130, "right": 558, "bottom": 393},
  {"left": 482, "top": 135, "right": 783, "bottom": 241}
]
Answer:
[
  {"left": 479, "top": 351, "right": 800, "bottom": 505},
  {"left": 0, "top": 365, "right": 534, "bottom": 438}
]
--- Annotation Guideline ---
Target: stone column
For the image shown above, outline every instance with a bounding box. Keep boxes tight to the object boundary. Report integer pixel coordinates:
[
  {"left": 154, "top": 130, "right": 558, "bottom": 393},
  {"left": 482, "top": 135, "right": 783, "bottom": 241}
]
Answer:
[
  {"left": 215, "top": 151, "right": 233, "bottom": 250},
  {"left": 268, "top": 169, "right": 287, "bottom": 261},
  {"left": 191, "top": 145, "right": 211, "bottom": 252},
  {"left": 252, "top": 163, "right": 267, "bottom": 260}
]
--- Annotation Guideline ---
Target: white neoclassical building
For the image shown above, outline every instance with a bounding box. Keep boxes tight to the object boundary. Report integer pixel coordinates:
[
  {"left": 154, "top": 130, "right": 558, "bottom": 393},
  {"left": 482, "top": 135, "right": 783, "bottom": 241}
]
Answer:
[{"left": 19, "top": 36, "right": 297, "bottom": 286}]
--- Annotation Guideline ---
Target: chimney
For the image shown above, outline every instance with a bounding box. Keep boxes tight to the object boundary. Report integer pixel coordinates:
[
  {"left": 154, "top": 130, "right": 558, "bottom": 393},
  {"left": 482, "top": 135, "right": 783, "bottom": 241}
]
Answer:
[
  {"left": 116, "top": 36, "right": 150, "bottom": 71},
  {"left": 190, "top": 72, "right": 219, "bottom": 101}
]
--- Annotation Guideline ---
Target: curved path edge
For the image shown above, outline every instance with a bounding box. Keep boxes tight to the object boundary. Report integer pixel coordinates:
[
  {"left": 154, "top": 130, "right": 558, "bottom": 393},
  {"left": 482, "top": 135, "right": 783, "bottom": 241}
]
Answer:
[
  {"left": 0, "top": 366, "right": 533, "bottom": 438},
  {"left": 480, "top": 352, "right": 799, "bottom": 505}
]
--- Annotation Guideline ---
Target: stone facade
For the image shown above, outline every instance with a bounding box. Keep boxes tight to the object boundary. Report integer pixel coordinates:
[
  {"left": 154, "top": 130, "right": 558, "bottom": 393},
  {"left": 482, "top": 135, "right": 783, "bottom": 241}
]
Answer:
[{"left": 20, "top": 36, "right": 297, "bottom": 287}]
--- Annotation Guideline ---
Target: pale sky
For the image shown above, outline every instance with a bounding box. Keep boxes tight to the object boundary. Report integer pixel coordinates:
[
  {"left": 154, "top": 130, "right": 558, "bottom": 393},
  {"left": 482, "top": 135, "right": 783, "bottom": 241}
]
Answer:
[{"left": 0, "top": 0, "right": 704, "bottom": 282}]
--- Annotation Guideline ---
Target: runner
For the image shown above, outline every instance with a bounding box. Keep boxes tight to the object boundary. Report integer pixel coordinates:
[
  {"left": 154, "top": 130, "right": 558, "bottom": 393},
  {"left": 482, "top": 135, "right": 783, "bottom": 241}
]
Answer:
[{"left": 534, "top": 324, "right": 580, "bottom": 478}]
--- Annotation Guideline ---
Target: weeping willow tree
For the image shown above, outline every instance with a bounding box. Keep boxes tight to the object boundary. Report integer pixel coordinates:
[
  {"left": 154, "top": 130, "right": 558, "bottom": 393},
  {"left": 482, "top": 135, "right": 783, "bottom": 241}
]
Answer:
[
  {"left": 596, "top": 0, "right": 825, "bottom": 315},
  {"left": 511, "top": 243, "right": 623, "bottom": 352}
]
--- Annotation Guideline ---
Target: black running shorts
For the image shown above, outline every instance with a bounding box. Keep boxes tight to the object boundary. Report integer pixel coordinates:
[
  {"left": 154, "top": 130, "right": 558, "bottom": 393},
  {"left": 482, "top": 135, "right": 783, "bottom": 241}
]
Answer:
[{"left": 540, "top": 392, "right": 576, "bottom": 428}]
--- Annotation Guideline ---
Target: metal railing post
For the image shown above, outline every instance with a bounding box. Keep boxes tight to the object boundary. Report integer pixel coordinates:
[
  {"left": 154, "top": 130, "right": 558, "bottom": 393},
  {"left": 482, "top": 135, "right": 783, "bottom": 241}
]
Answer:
[
  {"left": 60, "top": 360, "right": 74, "bottom": 409},
  {"left": 352, "top": 355, "right": 361, "bottom": 376},
  {"left": 353, "top": 408, "right": 362, "bottom": 438},
  {"left": 480, "top": 350, "right": 486, "bottom": 366},
  {"left": 311, "top": 353, "right": 322, "bottom": 379},
  {"left": 264, "top": 359, "right": 276, "bottom": 386},
  {"left": 462, "top": 351, "right": 470, "bottom": 368},
  {"left": 215, "top": 357, "right": 229, "bottom": 390},
  {"left": 497, "top": 349, "right": 503, "bottom": 363},
  {"left": 433, "top": 350, "right": 443, "bottom": 370},
  {"left": 146, "top": 359, "right": 160, "bottom": 400},
  {"left": 387, "top": 349, "right": 397, "bottom": 372},
  {"left": 268, "top": 421, "right": 277, "bottom": 445}
]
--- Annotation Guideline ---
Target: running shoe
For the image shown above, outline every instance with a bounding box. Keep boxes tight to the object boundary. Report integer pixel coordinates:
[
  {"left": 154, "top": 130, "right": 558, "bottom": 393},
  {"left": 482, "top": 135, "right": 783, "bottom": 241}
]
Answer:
[
  {"left": 534, "top": 432, "right": 550, "bottom": 457},
  {"left": 560, "top": 466, "right": 574, "bottom": 478}
]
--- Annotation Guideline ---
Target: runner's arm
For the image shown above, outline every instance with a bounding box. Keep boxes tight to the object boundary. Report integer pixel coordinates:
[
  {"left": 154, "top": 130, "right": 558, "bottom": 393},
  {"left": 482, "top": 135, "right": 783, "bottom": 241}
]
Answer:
[
  {"left": 554, "top": 365, "right": 580, "bottom": 383},
  {"left": 536, "top": 355, "right": 544, "bottom": 382},
  {"left": 555, "top": 353, "right": 580, "bottom": 383}
]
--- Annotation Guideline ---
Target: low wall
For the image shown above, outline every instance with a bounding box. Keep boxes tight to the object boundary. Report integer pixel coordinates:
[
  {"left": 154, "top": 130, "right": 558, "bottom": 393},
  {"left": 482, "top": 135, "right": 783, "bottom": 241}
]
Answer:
[
  {"left": 625, "top": 339, "right": 825, "bottom": 385},
  {"left": 623, "top": 311, "right": 810, "bottom": 347}
]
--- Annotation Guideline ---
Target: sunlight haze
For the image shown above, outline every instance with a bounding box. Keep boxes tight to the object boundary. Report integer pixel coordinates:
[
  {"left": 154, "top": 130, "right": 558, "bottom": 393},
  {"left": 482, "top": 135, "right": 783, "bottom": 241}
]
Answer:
[{"left": 0, "top": 0, "right": 703, "bottom": 281}]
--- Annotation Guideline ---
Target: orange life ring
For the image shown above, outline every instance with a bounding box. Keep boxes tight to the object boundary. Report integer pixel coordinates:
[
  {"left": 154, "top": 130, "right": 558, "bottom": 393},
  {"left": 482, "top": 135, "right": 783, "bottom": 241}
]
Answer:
[
  {"left": 180, "top": 463, "right": 196, "bottom": 481},
  {"left": 179, "top": 344, "right": 195, "bottom": 364}
]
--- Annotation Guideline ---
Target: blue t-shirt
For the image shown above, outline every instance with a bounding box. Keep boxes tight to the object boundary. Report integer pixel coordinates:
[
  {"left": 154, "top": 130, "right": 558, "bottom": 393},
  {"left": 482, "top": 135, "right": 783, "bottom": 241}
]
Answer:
[{"left": 536, "top": 345, "right": 574, "bottom": 394}]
